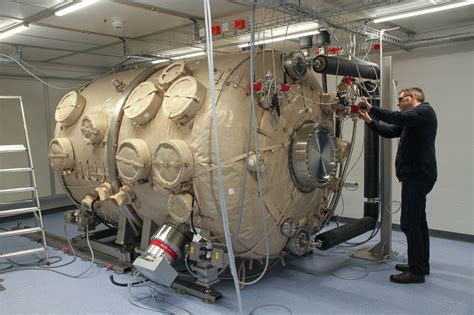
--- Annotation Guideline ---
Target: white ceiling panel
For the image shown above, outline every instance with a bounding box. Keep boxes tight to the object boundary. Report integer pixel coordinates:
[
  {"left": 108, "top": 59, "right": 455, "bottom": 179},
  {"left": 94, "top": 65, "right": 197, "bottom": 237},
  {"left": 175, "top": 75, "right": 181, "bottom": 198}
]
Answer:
[
  {"left": 55, "top": 53, "right": 126, "bottom": 68},
  {"left": 41, "top": 1, "right": 192, "bottom": 38},
  {"left": 0, "top": 0, "right": 70, "bottom": 19},
  {"left": 25, "top": 24, "right": 119, "bottom": 46},
  {"left": 2, "top": 32, "right": 99, "bottom": 51},
  {"left": 21, "top": 48, "right": 76, "bottom": 62},
  {"left": 0, "top": 17, "right": 21, "bottom": 30},
  {"left": 135, "top": 0, "right": 249, "bottom": 18}
]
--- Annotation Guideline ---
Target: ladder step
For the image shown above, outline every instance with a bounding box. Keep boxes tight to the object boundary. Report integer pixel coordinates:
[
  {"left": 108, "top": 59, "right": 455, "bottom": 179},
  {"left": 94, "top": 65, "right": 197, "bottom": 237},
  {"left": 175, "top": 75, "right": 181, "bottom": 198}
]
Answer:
[
  {"left": 0, "top": 145, "right": 27, "bottom": 153},
  {"left": 0, "top": 247, "right": 46, "bottom": 259},
  {"left": 0, "top": 227, "right": 43, "bottom": 238},
  {"left": 0, "top": 199, "right": 34, "bottom": 207},
  {"left": 0, "top": 187, "right": 36, "bottom": 194},
  {"left": 0, "top": 206, "right": 40, "bottom": 217},
  {"left": 0, "top": 167, "right": 33, "bottom": 173}
]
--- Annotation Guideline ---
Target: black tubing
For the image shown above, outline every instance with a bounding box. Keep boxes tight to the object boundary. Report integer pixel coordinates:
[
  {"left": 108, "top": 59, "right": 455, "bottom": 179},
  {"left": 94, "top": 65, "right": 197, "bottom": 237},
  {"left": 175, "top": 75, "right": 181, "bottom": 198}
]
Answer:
[
  {"left": 315, "top": 217, "right": 376, "bottom": 250},
  {"left": 364, "top": 202, "right": 379, "bottom": 220},
  {"left": 313, "top": 55, "right": 380, "bottom": 80},
  {"left": 360, "top": 81, "right": 380, "bottom": 199}
]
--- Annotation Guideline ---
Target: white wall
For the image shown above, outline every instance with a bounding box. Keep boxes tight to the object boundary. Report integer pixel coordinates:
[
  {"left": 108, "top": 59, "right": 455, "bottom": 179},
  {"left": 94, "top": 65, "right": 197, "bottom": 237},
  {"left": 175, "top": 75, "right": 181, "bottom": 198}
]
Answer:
[
  {"left": 333, "top": 41, "right": 474, "bottom": 235},
  {"left": 0, "top": 76, "right": 84, "bottom": 204}
]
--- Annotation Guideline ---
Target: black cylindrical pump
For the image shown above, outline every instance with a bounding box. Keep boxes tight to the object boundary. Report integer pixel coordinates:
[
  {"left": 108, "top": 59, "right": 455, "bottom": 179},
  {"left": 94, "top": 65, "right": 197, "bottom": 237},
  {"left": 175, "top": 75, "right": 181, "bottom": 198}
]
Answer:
[{"left": 313, "top": 55, "right": 380, "bottom": 80}]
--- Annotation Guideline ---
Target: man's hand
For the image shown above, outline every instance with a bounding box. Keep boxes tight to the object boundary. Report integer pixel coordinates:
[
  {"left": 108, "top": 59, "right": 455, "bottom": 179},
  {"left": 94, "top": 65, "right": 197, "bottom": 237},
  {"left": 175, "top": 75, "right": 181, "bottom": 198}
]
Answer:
[
  {"left": 357, "top": 98, "right": 372, "bottom": 112},
  {"left": 359, "top": 110, "right": 372, "bottom": 124}
]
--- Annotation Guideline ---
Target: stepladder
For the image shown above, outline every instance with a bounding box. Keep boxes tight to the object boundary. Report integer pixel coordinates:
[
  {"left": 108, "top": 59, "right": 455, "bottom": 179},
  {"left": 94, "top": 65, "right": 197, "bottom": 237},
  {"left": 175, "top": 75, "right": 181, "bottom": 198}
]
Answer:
[{"left": 0, "top": 96, "right": 49, "bottom": 261}]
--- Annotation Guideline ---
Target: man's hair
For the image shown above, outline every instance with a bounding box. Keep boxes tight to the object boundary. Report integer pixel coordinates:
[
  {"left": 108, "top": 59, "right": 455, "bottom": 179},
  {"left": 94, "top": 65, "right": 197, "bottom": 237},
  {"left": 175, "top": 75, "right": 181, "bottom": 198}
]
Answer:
[{"left": 400, "top": 87, "right": 425, "bottom": 103}]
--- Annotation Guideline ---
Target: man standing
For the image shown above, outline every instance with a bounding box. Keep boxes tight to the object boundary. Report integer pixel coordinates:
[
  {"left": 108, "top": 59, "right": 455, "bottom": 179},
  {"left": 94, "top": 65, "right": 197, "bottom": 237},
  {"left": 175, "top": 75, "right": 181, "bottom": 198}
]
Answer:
[{"left": 357, "top": 87, "right": 437, "bottom": 284}]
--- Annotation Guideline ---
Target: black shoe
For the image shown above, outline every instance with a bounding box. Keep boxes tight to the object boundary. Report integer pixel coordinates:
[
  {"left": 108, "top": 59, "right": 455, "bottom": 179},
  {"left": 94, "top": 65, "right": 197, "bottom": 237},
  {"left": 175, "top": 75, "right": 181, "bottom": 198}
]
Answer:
[
  {"left": 390, "top": 271, "right": 425, "bottom": 284},
  {"left": 395, "top": 264, "right": 430, "bottom": 275}
]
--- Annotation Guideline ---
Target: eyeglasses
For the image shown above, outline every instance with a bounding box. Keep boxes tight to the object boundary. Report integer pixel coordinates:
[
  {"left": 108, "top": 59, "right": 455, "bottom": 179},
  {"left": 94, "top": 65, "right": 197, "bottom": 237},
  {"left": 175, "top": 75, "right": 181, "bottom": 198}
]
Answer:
[{"left": 398, "top": 95, "right": 411, "bottom": 102}]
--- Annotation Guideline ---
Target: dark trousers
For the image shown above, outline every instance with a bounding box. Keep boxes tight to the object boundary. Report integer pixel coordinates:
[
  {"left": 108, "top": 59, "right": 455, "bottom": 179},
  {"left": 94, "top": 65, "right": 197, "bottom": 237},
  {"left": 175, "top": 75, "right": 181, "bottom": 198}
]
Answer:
[{"left": 400, "top": 180, "right": 435, "bottom": 276}]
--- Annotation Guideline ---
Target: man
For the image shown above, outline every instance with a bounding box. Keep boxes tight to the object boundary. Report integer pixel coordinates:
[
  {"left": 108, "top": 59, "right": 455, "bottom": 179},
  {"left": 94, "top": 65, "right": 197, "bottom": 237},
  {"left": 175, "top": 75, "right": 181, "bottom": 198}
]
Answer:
[{"left": 357, "top": 87, "right": 437, "bottom": 284}]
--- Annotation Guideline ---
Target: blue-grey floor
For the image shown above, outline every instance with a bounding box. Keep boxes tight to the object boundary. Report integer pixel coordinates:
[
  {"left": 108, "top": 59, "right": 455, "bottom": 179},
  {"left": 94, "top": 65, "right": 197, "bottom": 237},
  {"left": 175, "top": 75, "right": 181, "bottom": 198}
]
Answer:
[{"left": 1, "top": 212, "right": 473, "bottom": 314}]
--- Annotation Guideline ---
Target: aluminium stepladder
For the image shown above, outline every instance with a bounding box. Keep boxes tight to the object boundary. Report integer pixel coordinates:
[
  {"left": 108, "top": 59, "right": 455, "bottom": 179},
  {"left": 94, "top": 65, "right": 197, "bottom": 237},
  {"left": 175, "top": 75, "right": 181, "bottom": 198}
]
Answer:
[{"left": 0, "top": 96, "right": 49, "bottom": 261}]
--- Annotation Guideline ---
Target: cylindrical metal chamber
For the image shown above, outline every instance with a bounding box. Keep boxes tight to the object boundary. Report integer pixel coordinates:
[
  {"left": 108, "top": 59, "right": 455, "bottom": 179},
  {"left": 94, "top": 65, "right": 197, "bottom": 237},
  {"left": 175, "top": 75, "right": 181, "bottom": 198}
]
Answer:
[{"left": 49, "top": 52, "right": 348, "bottom": 259}]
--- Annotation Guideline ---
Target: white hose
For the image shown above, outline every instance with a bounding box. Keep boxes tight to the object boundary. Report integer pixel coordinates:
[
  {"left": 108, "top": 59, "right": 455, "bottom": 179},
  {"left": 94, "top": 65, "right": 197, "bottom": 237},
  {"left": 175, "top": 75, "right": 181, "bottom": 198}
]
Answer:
[{"left": 203, "top": 1, "right": 243, "bottom": 312}]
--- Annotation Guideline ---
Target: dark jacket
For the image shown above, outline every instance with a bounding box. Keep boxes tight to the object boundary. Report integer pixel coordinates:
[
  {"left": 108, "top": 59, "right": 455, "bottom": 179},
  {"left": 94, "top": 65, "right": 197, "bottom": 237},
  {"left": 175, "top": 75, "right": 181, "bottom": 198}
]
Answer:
[{"left": 367, "top": 102, "right": 437, "bottom": 182}]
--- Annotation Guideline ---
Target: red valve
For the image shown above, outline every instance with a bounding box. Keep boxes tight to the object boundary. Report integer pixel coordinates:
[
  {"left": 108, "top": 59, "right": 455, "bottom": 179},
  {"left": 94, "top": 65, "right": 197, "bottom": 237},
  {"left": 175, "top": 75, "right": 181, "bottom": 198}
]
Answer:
[
  {"left": 327, "top": 47, "right": 343, "bottom": 55},
  {"left": 234, "top": 19, "right": 246, "bottom": 30},
  {"left": 336, "top": 108, "right": 343, "bottom": 115},
  {"left": 342, "top": 76, "right": 353, "bottom": 86},
  {"left": 212, "top": 25, "right": 221, "bottom": 35},
  {"left": 280, "top": 83, "right": 290, "bottom": 91},
  {"left": 248, "top": 82, "right": 262, "bottom": 91},
  {"left": 373, "top": 43, "right": 381, "bottom": 50},
  {"left": 351, "top": 105, "right": 359, "bottom": 113}
]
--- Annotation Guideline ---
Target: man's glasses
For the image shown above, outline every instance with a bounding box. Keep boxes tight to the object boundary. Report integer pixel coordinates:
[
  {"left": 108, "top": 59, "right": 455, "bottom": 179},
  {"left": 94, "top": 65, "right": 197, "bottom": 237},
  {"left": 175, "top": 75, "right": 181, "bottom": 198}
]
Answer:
[{"left": 398, "top": 95, "right": 410, "bottom": 102}]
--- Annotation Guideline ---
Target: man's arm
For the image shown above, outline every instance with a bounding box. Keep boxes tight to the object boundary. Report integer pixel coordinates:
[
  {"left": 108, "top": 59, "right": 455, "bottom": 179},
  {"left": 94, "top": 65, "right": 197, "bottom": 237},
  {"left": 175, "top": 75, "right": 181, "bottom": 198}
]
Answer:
[
  {"left": 370, "top": 105, "right": 430, "bottom": 127},
  {"left": 367, "top": 120, "right": 402, "bottom": 138},
  {"left": 358, "top": 108, "right": 402, "bottom": 138}
]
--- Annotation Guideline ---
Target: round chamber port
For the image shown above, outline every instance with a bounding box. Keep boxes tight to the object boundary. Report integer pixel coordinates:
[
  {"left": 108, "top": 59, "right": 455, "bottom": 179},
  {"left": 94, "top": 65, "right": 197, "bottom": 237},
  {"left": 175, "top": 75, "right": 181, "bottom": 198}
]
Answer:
[
  {"left": 116, "top": 139, "right": 152, "bottom": 183},
  {"left": 162, "top": 76, "right": 205, "bottom": 124},
  {"left": 168, "top": 193, "right": 193, "bottom": 223},
  {"left": 156, "top": 61, "right": 191, "bottom": 90},
  {"left": 152, "top": 139, "right": 194, "bottom": 189},
  {"left": 54, "top": 91, "right": 86, "bottom": 126},
  {"left": 289, "top": 122, "right": 337, "bottom": 192},
  {"left": 124, "top": 81, "right": 162, "bottom": 125},
  {"left": 48, "top": 138, "right": 75, "bottom": 172},
  {"left": 80, "top": 114, "right": 107, "bottom": 144}
]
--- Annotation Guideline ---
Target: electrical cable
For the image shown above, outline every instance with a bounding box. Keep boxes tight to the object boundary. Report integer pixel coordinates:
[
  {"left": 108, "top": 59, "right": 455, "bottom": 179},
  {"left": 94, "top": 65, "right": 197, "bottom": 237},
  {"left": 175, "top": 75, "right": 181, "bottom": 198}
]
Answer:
[
  {"left": 0, "top": 225, "right": 95, "bottom": 278},
  {"left": 127, "top": 272, "right": 191, "bottom": 314},
  {"left": 0, "top": 53, "right": 111, "bottom": 90},
  {"left": 250, "top": 304, "right": 292, "bottom": 315},
  {"left": 203, "top": 0, "right": 243, "bottom": 312},
  {"left": 237, "top": 1, "right": 271, "bottom": 287}
]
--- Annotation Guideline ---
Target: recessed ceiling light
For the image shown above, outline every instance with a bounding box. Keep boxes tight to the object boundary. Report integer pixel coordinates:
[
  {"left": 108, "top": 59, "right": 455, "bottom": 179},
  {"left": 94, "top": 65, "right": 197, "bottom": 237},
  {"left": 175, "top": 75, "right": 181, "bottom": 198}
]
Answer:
[
  {"left": 0, "top": 24, "right": 29, "bottom": 40},
  {"left": 374, "top": 1, "right": 474, "bottom": 23},
  {"left": 55, "top": 0, "right": 98, "bottom": 17}
]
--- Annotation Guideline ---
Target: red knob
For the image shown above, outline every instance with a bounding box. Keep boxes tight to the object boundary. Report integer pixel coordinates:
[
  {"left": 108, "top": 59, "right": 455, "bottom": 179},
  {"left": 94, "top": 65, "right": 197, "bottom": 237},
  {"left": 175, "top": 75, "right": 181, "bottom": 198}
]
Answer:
[
  {"left": 234, "top": 19, "right": 246, "bottom": 30},
  {"left": 212, "top": 25, "right": 221, "bottom": 35}
]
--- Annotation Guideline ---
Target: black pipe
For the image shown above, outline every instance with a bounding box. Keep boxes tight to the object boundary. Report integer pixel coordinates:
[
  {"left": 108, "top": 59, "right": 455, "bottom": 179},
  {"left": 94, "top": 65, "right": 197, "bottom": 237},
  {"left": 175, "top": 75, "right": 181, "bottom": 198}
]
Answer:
[
  {"left": 313, "top": 55, "right": 380, "bottom": 80},
  {"left": 314, "top": 217, "right": 376, "bottom": 250},
  {"left": 360, "top": 81, "right": 380, "bottom": 200}
]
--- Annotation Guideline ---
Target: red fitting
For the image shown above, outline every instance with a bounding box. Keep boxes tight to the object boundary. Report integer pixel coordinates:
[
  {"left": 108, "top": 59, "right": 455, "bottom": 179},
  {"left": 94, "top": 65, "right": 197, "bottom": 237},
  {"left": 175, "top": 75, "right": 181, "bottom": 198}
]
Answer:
[
  {"left": 351, "top": 105, "right": 359, "bottom": 113},
  {"left": 280, "top": 83, "right": 290, "bottom": 91},
  {"left": 336, "top": 108, "right": 343, "bottom": 115},
  {"left": 62, "top": 247, "right": 70, "bottom": 254},
  {"left": 248, "top": 82, "right": 262, "bottom": 91},
  {"left": 327, "top": 47, "right": 343, "bottom": 55},
  {"left": 234, "top": 19, "right": 246, "bottom": 30},
  {"left": 150, "top": 239, "right": 178, "bottom": 262},
  {"left": 342, "top": 76, "right": 353, "bottom": 86},
  {"left": 212, "top": 25, "right": 221, "bottom": 35},
  {"left": 105, "top": 263, "right": 113, "bottom": 270},
  {"left": 373, "top": 43, "right": 381, "bottom": 50}
]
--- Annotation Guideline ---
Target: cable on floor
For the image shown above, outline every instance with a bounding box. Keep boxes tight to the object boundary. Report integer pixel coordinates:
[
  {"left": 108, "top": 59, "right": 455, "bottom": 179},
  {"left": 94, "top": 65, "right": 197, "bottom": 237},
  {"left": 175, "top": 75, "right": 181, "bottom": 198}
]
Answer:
[
  {"left": 127, "top": 272, "right": 191, "bottom": 315},
  {"left": 250, "top": 304, "right": 292, "bottom": 315},
  {"left": 0, "top": 225, "right": 95, "bottom": 278}
]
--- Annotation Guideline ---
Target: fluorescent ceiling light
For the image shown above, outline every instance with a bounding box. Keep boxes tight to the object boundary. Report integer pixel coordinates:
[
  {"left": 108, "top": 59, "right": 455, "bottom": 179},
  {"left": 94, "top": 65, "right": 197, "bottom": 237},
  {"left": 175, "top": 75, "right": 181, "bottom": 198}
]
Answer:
[
  {"left": 151, "top": 59, "right": 169, "bottom": 64},
  {"left": 0, "top": 24, "right": 29, "bottom": 40},
  {"left": 171, "top": 51, "right": 206, "bottom": 60},
  {"left": 374, "top": 1, "right": 474, "bottom": 23},
  {"left": 238, "top": 30, "right": 320, "bottom": 48},
  {"left": 55, "top": 0, "right": 98, "bottom": 17}
]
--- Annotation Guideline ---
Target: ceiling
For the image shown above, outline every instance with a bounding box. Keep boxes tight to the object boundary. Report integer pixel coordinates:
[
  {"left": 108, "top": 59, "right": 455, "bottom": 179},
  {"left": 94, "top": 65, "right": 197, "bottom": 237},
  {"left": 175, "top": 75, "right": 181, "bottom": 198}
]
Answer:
[{"left": 0, "top": 0, "right": 473, "bottom": 79}]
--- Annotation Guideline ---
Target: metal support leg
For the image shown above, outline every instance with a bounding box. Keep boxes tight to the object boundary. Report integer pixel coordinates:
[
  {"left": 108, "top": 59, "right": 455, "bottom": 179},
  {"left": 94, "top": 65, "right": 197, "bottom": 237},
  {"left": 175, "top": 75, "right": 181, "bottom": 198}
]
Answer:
[{"left": 352, "top": 56, "right": 398, "bottom": 262}]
